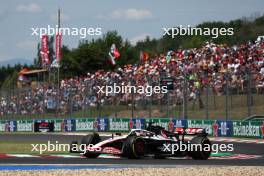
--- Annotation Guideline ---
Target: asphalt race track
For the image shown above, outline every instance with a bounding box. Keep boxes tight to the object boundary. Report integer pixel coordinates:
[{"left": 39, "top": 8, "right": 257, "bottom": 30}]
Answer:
[{"left": 0, "top": 133, "right": 263, "bottom": 166}]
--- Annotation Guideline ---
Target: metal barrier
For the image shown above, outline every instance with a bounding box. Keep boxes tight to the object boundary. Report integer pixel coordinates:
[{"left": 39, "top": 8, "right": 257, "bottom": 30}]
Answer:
[{"left": 1, "top": 118, "right": 264, "bottom": 138}]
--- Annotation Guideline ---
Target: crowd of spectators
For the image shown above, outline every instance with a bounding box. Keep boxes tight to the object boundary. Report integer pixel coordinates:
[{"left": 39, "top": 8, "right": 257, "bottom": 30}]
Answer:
[{"left": 1, "top": 38, "right": 264, "bottom": 116}]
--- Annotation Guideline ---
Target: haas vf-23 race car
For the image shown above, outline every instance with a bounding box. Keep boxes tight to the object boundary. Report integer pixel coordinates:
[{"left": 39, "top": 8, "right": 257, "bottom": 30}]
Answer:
[{"left": 70, "top": 124, "right": 212, "bottom": 160}]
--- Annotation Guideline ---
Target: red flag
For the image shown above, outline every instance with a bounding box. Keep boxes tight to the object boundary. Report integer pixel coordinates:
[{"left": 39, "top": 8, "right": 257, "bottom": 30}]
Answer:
[
  {"left": 40, "top": 35, "right": 50, "bottom": 66},
  {"left": 56, "top": 33, "right": 62, "bottom": 62},
  {"left": 114, "top": 48, "right": 120, "bottom": 58},
  {"left": 140, "top": 51, "right": 149, "bottom": 61},
  {"left": 108, "top": 44, "right": 120, "bottom": 65}
]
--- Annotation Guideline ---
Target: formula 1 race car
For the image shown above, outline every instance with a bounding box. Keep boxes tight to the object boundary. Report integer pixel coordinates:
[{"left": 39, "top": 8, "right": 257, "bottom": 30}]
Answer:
[{"left": 70, "top": 123, "right": 212, "bottom": 160}]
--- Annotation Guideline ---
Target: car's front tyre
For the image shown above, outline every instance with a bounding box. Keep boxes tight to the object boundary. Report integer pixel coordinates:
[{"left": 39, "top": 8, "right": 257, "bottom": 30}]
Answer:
[
  {"left": 122, "top": 136, "right": 146, "bottom": 159},
  {"left": 81, "top": 133, "right": 101, "bottom": 158}
]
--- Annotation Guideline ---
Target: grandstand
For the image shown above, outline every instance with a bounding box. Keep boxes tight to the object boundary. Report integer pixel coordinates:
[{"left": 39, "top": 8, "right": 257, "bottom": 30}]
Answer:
[{"left": 1, "top": 39, "right": 264, "bottom": 120}]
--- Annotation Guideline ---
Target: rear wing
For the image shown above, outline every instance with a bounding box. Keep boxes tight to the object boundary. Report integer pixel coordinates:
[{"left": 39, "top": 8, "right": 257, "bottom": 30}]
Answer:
[{"left": 174, "top": 127, "right": 207, "bottom": 135}]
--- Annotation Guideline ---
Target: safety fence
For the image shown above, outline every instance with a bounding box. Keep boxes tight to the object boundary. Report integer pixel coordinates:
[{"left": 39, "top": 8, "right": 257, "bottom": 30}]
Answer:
[
  {"left": 0, "top": 118, "right": 263, "bottom": 139},
  {"left": 1, "top": 71, "right": 264, "bottom": 120}
]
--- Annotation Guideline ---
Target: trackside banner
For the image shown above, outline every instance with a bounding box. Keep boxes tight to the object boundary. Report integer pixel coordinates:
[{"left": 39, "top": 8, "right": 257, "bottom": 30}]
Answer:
[
  {"left": 108, "top": 118, "right": 147, "bottom": 132},
  {"left": 0, "top": 120, "right": 7, "bottom": 132},
  {"left": 75, "top": 118, "right": 109, "bottom": 131},
  {"left": 75, "top": 118, "right": 95, "bottom": 131},
  {"left": 185, "top": 120, "right": 263, "bottom": 138},
  {"left": 232, "top": 121, "right": 263, "bottom": 138},
  {"left": 8, "top": 120, "right": 17, "bottom": 132},
  {"left": 52, "top": 119, "right": 64, "bottom": 132},
  {"left": 130, "top": 118, "right": 146, "bottom": 129},
  {"left": 34, "top": 119, "right": 63, "bottom": 132},
  {"left": 1, "top": 118, "right": 264, "bottom": 138},
  {"left": 16, "top": 120, "right": 33, "bottom": 132},
  {"left": 96, "top": 118, "right": 109, "bottom": 131},
  {"left": 213, "top": 120, "right": 233, "bottom": 137},
  {"left": 108, "top": 118, "right": 130, "bottom": 132},
  {"left": 186, "top": 120, "right": 233, "bottom": 137},
  {"left": 64, "top": 119, "right": 76, "bottom": 132}
]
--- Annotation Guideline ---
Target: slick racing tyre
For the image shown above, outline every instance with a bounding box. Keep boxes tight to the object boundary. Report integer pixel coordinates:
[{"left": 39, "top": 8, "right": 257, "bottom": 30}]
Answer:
[
  {"left": 122, "top": 136, "right": 145, "bottom": 159},
  {"left": 189, "top": 136, "right": 211, "bottom": 160},
  {"left": 81, "top": 133, "right": 101, "bottom": 158}
]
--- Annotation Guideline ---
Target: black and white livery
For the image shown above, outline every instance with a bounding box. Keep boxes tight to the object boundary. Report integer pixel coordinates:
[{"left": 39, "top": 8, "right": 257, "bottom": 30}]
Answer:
[{"left": 70, "top": 123, "right": 212, "bottom": 160}]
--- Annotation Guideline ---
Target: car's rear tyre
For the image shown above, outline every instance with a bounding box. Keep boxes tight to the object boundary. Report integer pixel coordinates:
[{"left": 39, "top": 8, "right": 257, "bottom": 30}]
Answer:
[
  {"left": 122, "top": 136, "right": 145, "bottom": 159},
  {"left": 189, "top": 136, "right": 211, "bottom": 160},
  {"left": 81, "top": 133, "right": 101, "bottom": 158}
]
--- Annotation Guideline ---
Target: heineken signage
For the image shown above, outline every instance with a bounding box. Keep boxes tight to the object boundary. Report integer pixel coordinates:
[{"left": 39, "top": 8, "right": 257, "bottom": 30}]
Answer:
[
  {"left": 233, "top": 121, "right": 261, "bottom": 138},
  {"left": 109, "top": 118, "right": 129, "bottom": 131},
  {"left": 0, "top": 121, "right": 6, "bottom": 132},
  {"left": 76, "top": 118, "right": 96, "bottom": 131},
  {"left": 17, "top": 120, "right": 33, "bottom": 132}
]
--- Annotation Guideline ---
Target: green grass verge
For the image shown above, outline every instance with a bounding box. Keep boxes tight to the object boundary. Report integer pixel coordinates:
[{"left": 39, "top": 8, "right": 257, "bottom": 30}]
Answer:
[{"left": 0, "top": 141, "right": 69, "bottom": 154}]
